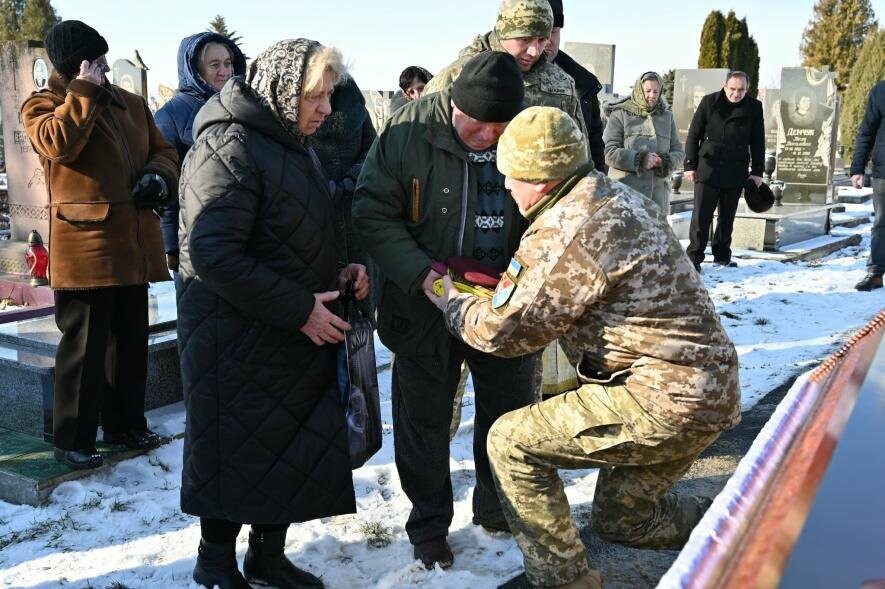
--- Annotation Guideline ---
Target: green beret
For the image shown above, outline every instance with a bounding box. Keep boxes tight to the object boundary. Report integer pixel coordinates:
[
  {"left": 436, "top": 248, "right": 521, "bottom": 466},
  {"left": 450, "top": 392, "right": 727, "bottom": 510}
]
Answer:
[
  {"left": 495, "top": 0, "right": 553, "bottom": 40},
  {"left": 497, "top": 106, "right": 587, "bottom": 182}
]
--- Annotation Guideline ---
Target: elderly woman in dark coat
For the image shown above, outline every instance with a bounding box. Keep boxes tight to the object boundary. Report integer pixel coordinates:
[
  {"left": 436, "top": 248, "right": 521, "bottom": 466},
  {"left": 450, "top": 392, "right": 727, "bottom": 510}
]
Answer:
[
  {"left": 154, "top": 32, "right": 246, "bottom": 272},
  {"left": 177, "top": 39, "right": 369, "bottom": 589}
]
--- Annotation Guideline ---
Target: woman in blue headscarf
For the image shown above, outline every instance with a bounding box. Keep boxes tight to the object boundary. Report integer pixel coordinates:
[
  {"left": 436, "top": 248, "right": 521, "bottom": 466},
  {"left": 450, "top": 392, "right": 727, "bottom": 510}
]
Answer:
[{"left": 154, "top": 32, "right": 246, "bottom": 272}]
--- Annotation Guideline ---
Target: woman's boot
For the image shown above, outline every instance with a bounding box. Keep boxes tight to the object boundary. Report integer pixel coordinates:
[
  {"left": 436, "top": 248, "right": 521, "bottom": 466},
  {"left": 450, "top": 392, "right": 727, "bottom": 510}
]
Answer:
[
  {"left": 243, "top": 528, "right": 324, "bottom": 588},
  {"left": 192, "top": 538, "right": 251, "bottom": 589}
]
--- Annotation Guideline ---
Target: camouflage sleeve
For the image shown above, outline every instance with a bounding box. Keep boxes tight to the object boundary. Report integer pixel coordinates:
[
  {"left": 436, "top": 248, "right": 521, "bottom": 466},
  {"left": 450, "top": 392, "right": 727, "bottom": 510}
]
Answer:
[
  {"left": 444, "top": 222, "right": 607, "bottom": 357},
  {"left": 422, "top": 58, "right": 464, "bottom": 95}
]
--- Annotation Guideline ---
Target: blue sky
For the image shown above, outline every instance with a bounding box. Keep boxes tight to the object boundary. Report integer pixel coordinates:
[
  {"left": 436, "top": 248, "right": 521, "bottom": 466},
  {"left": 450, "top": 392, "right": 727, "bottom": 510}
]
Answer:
[{"left": 53, "top": 0, "right": 883, "bottom": 97}]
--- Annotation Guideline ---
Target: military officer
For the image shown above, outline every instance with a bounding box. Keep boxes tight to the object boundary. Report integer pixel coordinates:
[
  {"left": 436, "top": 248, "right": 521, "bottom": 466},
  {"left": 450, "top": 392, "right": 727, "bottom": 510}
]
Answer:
[
  {"left": 424, "top": 0, "right": 588, "bottom": 145},
  {"left": 428, "top": 106, "right": 741, "bottom": 589}
]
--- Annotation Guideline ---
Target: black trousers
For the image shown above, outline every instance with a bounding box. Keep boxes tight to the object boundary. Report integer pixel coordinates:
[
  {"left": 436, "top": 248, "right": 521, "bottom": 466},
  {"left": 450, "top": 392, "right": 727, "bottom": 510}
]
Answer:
[
  {"left": 391, "top": 340, "right": 535, "bottom": 544},
  {"left": 53, "top": 285, "right": 149, "bottom": 450},
  {"left": 686, "top": 182, "right": 743, "bottom": 265}
]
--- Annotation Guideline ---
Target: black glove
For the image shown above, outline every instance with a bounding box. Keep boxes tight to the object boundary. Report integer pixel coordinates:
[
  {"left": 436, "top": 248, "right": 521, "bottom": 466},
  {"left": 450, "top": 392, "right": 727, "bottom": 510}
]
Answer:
[
  {"left": 656, "top": 154, "right": 672, "bottom": 178},
  {"left": 132, "top": 173, "right": 168, "bottom": 208}
]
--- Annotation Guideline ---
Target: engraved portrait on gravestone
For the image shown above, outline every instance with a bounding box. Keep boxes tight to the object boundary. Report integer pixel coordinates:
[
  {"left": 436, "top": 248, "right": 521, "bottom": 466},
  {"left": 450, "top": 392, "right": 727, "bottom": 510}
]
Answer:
[{"left": 32, "top": 58, "right": 48, "bottom": 89}]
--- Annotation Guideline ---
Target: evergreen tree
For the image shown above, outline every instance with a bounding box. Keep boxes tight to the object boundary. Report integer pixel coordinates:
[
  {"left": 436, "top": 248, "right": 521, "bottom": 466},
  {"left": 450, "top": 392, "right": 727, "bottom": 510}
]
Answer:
[
  {"left": 801, "top": 0, "right": 878, "bottom": 90},
  {"left": 19, "top": 0, "right": 58, "bottom": 42},
  {"left": 840, "top": 30, "right": 885, "bottom": 161},
  {"left": 698, "top": 11, "right": 725, "bottom": 68},
  {"left": 207, "top": 14, "right": 242, "bottom": 44},
  {"left": 662, "top": 69, "right": 675, "bottom": 105},
  {"left": 697, "top": 10, "right": 760, "bottom": 97},
  {"left": 0, "top": 0, "right": 25, "bottom": 41}
]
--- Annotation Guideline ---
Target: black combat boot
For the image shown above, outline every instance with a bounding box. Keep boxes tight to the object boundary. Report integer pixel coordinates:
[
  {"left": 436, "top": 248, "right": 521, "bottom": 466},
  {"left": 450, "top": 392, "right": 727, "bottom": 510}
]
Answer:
[
  {"left": 244, "top": 528, "right": 324, "bottom": 588},
  {"left": 192, "top": 538, "right": 251, "bottom": 589}
]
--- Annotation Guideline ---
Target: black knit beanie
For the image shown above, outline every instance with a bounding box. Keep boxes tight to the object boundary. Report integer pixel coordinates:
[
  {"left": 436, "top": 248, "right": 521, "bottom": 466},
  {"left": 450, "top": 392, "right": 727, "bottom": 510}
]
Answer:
[
  {"left": 547, "top": 0, "right": 564, "bottom": 28},
  {"left": 451, "top": 52, "right": 525, "bottom": 123},
  {"left": 44, "top": 20, "right": 109, "bottom": 78}
]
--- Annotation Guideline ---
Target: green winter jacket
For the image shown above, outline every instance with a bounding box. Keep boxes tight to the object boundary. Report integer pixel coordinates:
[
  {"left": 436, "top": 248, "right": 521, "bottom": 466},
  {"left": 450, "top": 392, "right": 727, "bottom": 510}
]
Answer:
[
  {"left": 353, "top": 89, "right": 527, "bottom": 372},
  {"left": 424, "top": 31, "right": 589, "bottom": 145}
]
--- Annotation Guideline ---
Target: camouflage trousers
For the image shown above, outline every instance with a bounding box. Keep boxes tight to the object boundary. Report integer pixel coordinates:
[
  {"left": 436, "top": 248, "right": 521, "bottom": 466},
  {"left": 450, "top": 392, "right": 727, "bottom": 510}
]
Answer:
[{"left": 487, "top": 384, "right": 719, "bottom": 587}]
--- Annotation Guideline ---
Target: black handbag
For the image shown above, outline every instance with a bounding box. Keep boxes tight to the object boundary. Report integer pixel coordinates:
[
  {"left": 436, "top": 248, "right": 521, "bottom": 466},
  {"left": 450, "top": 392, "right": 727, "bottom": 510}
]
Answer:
[{"left": 337, "top": 280, "right": 383, "bottom": 469}]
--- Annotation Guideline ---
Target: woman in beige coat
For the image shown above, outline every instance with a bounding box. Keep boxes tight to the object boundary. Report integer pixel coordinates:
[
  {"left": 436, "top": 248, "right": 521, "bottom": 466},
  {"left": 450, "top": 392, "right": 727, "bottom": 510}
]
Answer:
[{"left": 603, "top": 71, "right": 684, "bottom": 216}]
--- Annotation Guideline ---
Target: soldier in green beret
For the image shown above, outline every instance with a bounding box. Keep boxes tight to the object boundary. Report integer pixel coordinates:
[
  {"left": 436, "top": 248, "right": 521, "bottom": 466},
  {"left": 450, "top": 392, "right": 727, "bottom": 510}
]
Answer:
[
  {"left": 425, "top": 0, "right": 588, "bottom": 147},
  {"left": 428, "top": 106, "right": 741, "bottom": 589}
]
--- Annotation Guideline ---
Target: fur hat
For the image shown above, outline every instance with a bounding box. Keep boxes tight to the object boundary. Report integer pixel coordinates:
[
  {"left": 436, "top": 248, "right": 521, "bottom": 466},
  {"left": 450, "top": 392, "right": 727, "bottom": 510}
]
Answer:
[{"left": 743, "top": 178, "right": 775, "bottom": 213}]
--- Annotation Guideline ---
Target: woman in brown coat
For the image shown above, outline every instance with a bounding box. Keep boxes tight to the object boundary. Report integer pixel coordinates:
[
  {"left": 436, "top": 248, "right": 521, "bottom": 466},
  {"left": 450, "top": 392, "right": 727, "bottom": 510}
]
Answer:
[{"left": 21, "top": 20, "right": 178, "bottom": 469}]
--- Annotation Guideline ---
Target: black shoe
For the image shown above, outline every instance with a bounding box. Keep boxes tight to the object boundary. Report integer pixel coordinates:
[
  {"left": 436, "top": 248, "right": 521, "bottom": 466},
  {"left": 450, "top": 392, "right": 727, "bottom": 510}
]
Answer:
[
  {"left": 103, "top": 428, "right": 161, "bottom": 450},
  {"left": 413, "top": 536, "right": 454, "bottom": 570},
  {"left": 54, "top": 448, "right": 103, "bottom": 470},
  {"left": 193, "top": 538, "right": 251, "bottom": 589},
  {"left": 713, "top": 259, "right": 738, "bottom": 267},
  {"left": 855, "top": 272, "right": 883, "bottom": 291},
  {"left": 244, "top": 528, "right": 324, "bottom": 588}
]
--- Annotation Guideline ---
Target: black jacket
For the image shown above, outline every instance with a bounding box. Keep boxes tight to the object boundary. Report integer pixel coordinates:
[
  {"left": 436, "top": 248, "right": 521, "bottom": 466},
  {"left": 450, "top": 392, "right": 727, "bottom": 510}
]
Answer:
[
  {"left": 177, "top": 79, "right": 356, "bottom": 524},
  {"left": 851, "top": 80, "right": 885, "bottom": 179},
  {"left": 684, "top": 90, "right": 764, "bottom": 189},
  {"left": 553, "top": 50, "right": 607, "bottom": 172}
]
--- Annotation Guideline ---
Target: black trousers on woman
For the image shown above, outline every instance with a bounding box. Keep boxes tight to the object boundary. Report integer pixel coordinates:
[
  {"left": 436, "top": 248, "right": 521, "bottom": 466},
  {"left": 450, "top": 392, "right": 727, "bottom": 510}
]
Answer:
[{"left": 53, "top": 285, "right": 149, "bottom": 450}]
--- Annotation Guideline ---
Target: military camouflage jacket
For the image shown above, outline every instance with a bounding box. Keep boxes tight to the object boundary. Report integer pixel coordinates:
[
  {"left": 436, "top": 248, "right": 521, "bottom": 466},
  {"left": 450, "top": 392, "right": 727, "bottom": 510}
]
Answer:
[
  {"left": 424, "top": 31, "right": 589, "bottom": 146},
  {"left": 444, "top": 172, "right": 741, "bottom": 432}
]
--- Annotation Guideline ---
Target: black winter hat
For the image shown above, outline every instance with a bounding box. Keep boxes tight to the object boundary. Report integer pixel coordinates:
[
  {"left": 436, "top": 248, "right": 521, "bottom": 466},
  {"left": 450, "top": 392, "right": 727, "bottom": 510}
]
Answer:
[
  {"left": 451, "top": 52, "right": 525, "bottom": 123},
  {"left": 547, "top": 0, "right": 564, "bottom": 28},
  {"left": 44, "top": 20, "right": 108, "bottom": 78},
  {"left": 744, "top": 178, "right": 775, "bottom": 213}
]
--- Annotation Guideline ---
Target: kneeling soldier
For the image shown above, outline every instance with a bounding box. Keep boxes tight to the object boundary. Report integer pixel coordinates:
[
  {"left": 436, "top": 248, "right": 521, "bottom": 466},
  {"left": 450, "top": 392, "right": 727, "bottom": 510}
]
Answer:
[{"left": 428, "top": 107, "right": 741, "bottom": 589}]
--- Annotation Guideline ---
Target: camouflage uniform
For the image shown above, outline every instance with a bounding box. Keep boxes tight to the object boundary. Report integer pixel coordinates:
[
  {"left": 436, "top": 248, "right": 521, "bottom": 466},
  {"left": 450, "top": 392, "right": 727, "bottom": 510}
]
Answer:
[
  {"left": 423, "top": 0, "right": 589, "bottom": 146},
  {"left": 444, "top": 107, "right": 741, "bottom": 587}
]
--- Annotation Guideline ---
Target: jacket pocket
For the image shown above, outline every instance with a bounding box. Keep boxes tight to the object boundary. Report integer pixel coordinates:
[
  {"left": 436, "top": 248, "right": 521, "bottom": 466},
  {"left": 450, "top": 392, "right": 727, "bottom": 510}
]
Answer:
[{"left": 55, "top": 202, "right": 111, "bottom": 223}]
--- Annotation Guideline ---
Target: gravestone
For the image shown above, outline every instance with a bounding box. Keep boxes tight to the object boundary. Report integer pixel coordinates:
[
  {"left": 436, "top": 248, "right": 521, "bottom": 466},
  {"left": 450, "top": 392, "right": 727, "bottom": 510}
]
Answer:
[
  {"left": 757, "top": 88, "right": 781, "bottom": 152},
  {"left": 0, "top": 41, "right": 51, "bottom": 272},
  {"left": 774, "top": 67, "right": 839, "bottom": 204},
  {"left": 563, "top": 42, "right": 615, "bottom": 93},
  {"left": 112, "top": 58, "right": 147, "bottom": 100},
  {"left": 362, "top": 90, "right": 395, "bottom": 133},
  {"left": 672, "top": 69, "right": 729, "bottom": 144}
]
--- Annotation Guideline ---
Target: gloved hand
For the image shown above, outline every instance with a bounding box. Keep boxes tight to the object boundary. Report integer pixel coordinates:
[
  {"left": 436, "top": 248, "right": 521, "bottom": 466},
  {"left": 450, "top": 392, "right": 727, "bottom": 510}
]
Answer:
[{"left": 132, "top": 173, "right": 168, "bottom": 208}]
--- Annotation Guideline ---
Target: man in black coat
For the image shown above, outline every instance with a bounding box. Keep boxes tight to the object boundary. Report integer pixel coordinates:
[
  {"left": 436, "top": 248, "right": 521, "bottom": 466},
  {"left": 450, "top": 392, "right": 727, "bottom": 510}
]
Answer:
[
  {"left": 544, "top": 0, "right": 607, "bottom": 172},
  {"left": 850, "top": 80, "right": 885, "bottom": 291},
  {"left": 684, "top": 71, "right": 764, "bottom": 271}
]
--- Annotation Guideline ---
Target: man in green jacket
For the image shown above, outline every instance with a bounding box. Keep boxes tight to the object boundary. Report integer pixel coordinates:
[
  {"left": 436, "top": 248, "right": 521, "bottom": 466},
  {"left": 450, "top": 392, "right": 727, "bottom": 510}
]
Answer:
[
  {"left": 353, "top": 52, "right": 536, "bottom": 570},
  {"left": 424, "top": 0, "right": 588, "bottom": 146}
]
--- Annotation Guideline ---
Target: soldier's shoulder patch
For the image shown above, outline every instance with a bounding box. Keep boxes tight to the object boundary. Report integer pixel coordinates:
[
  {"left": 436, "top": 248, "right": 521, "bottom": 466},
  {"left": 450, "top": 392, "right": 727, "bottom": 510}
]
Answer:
[
  {"left": 492, "top": 273, "right": 517, "bottom": 311},
  {"left": 505, "top": 256, "right": 525, "bottom": 283}
]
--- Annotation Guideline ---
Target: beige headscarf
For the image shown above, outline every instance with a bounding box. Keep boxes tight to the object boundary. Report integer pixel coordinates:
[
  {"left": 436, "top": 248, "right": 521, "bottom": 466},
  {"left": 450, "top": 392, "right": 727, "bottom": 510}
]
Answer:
[{"left": 247, "top": 38, "right": 320, "bottom": 140}]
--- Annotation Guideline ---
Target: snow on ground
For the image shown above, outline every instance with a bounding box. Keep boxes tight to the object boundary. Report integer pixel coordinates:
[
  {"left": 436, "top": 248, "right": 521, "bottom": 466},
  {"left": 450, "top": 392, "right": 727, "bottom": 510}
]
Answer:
[{"left": 0, "top": 201, "right": 882, "bottom": 588}]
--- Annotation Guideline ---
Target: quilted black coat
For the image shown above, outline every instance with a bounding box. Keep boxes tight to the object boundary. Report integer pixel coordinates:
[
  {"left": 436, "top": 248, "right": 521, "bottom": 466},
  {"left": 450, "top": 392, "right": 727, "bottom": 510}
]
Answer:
[{"left": 176, "top": 78, "right": 356, "bottom": 524}]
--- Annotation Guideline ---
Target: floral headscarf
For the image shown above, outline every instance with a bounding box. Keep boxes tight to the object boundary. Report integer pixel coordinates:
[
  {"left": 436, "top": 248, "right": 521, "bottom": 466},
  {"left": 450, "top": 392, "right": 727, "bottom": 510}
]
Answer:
[{"left": 247, "top": 38, "right": 320, "bottom": 140}]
